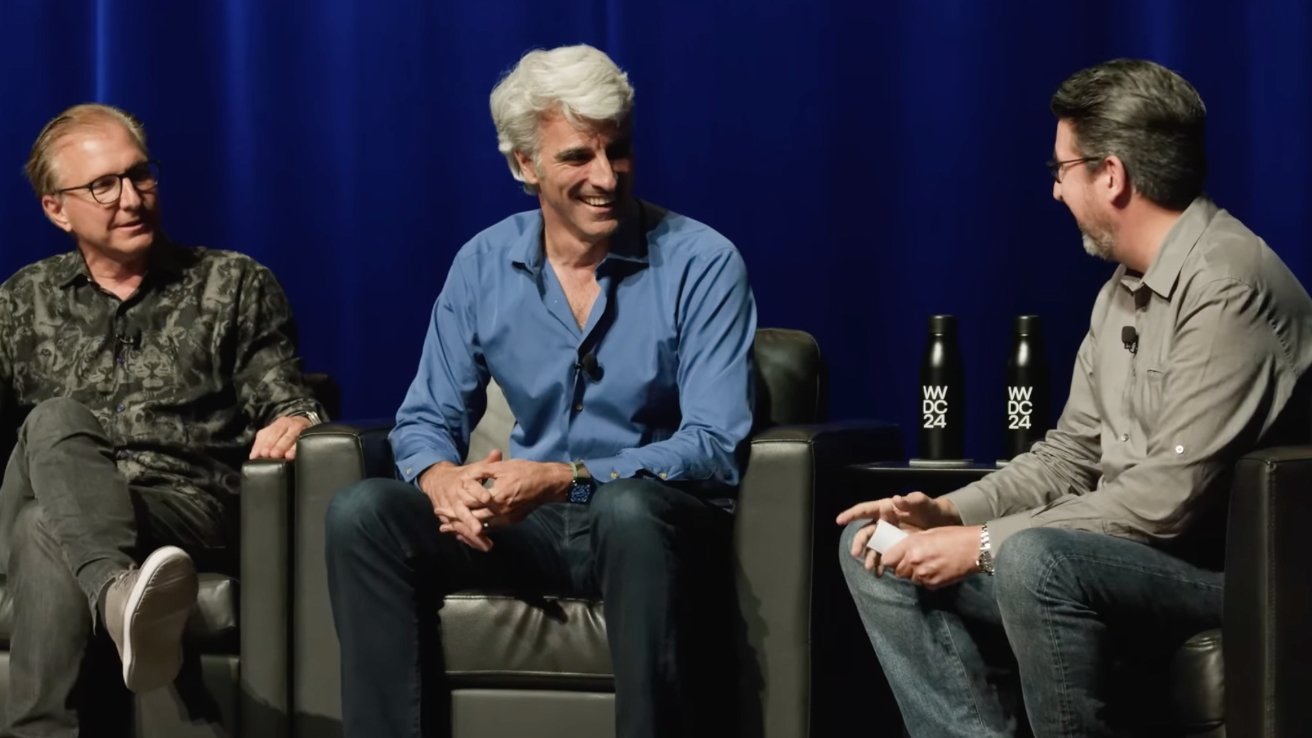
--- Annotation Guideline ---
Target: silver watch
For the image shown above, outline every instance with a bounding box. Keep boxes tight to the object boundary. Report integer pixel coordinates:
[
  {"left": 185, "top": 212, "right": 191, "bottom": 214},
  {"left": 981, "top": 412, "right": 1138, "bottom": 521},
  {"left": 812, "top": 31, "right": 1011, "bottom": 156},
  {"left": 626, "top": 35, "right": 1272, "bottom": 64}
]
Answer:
[
  {"left": 295, "top": 410, "right": 324, "bottom": 426},
  {"left": 976, "top": 523, "right": 995, "bottom": 575}
]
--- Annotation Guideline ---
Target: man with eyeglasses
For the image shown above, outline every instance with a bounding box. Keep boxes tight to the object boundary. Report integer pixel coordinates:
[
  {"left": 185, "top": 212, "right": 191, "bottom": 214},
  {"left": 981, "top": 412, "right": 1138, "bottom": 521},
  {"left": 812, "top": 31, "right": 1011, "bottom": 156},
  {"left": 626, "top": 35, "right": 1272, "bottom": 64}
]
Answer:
[
  {"left": 0, "top": 103, "right": 325, "bottom": 736},
  {"left": 838, "top": 60, "right": 1312, "bottom": 735}
]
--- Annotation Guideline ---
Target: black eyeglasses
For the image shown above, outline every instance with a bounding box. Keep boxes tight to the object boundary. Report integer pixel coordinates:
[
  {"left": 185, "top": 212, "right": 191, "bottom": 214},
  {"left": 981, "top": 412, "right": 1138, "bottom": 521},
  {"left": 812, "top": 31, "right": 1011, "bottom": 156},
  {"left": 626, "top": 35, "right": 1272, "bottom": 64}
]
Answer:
[
  {"left": 1045, "top": 156, "right": 1101, "bottom": 183},
  {"left": 55, "top": 160, "right": 160, "bottom": 205}
]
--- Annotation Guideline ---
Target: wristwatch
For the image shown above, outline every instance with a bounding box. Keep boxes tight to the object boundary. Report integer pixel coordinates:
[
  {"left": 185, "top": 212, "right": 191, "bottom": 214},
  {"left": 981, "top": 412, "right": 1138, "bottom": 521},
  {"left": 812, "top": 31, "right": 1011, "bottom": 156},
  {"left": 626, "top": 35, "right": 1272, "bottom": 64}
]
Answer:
[
  {"left": 976, "top": 524, "right": 995, "bottom": 575},
  {"left": 567, "top": 461, "right": 596, "bottom": 505},
  {"left": 294, "top": 410, "right": 324, "bottom": 426}
]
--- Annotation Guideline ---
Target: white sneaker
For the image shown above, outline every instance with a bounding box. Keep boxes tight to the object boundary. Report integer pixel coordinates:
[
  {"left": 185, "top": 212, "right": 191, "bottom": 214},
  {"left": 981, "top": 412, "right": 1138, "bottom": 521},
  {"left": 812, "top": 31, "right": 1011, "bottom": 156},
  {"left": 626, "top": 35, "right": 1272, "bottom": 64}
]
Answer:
[{"left": 103, "top": 546, "right": 198, "bottom": 693}]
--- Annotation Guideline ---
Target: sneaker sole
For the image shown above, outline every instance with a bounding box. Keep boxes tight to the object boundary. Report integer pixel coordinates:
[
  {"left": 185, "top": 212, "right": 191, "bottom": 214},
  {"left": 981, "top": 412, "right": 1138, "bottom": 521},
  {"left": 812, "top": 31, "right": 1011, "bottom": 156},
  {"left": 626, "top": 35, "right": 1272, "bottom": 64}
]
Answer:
[{"left": 121, "top": 545, "right": 198, "bottom": 693}]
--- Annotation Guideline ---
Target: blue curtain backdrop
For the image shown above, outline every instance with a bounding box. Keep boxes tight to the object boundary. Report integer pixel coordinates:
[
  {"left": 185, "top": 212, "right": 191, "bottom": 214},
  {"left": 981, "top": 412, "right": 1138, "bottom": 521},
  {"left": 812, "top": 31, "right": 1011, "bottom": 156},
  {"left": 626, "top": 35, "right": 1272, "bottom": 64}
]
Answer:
[{"left": 1, "top": 0, "right": 1309, "bottom": 463}]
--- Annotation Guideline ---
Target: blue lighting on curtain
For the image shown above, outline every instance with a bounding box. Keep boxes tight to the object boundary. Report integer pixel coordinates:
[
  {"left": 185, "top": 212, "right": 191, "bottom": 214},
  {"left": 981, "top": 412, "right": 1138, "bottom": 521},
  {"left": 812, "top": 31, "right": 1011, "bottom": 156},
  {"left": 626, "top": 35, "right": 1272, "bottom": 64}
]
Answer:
[{"left": 1, "top": 0, "right": 1309, "bottom": 466}]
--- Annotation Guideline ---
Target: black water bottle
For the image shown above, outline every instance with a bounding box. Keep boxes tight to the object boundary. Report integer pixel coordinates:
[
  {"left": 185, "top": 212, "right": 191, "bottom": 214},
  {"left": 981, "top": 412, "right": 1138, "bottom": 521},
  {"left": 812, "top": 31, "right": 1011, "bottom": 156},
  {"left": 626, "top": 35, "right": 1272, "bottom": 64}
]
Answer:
[
  {"left": 917, "top": 314, "right": 966, "bottom": 461},
  {"left": 1002, "top": 315, "right": 1050, "bottom": 462}
]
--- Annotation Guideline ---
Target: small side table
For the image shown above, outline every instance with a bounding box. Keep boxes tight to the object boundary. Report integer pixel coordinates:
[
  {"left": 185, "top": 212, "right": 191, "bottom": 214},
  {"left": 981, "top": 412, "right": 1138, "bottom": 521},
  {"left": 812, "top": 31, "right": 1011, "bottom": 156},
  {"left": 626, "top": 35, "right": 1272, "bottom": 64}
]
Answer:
[{"left": 843, "top": 461, "right": 996, "bottom": 502}]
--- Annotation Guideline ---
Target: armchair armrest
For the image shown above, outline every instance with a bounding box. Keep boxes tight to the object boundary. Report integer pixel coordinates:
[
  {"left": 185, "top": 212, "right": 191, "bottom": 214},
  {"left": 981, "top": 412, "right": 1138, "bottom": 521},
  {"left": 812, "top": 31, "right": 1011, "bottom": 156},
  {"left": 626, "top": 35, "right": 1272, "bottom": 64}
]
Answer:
[
  {"left": 291, "top": 420, "right": 393, "bottom": 729},
  {"left": 239, "top": 458, "right": 295, "bottom": 738},
  {"left": 735, "top": 419, "right": 902, "bottom": 738},
  {"left": 1225, "top": 445, "right": 1312, "bottom": 736}
]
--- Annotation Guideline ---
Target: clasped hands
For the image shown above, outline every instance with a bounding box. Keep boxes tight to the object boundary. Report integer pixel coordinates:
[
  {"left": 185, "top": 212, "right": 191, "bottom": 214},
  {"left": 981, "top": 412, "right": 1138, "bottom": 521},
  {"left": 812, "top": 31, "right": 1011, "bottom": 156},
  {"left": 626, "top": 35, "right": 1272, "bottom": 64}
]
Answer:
[
  {"left": 418, "top": 450, "right": 570, "bottom": 552},
  {"left": 836, "top": 492, "right": 983, "bottom": 589}
]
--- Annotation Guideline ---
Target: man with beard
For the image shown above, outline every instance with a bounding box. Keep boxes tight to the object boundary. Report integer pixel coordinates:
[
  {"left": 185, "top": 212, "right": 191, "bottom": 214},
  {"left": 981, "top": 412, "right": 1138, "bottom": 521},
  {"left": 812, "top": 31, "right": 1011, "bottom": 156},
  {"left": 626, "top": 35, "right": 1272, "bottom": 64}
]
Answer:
[
  {"left": 324, "top": 45, "right": 756, "bottom": 738},
  {"left": 0, "top": 104, "right": 324, "bottom": 736},
  {"left": 837, "top": 59, "right": 1312, "bottom": 736}
]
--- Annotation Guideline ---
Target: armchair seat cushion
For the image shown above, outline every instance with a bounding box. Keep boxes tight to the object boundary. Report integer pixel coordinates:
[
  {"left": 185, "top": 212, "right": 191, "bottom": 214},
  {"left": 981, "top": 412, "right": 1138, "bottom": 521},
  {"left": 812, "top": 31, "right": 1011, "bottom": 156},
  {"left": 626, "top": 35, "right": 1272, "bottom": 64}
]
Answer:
[
  {"left": 0, "top": 572, "right": 239, "bottom": 653},
  {"left": 441, "top": 591, "right": 612, "bottom": 691}
]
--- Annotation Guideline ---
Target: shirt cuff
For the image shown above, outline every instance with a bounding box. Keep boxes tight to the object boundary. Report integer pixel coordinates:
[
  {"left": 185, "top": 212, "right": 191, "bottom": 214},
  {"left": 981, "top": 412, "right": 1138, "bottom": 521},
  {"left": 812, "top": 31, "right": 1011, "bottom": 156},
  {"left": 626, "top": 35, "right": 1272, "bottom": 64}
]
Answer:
[
  {"left": 395, "top": 450, "right": 459, "bottom": 484},
  {"left": 276, "top": 399, "right": 325, "bottom": 422},
  {"left": 985, "top": 511, "right": 1036, "bottom": 552},
  {"left": 582, "top": 454, "right": 677, "bottom": 484},
  {"left": 942, "top": 486, "right": 993, "bottom": 525}
]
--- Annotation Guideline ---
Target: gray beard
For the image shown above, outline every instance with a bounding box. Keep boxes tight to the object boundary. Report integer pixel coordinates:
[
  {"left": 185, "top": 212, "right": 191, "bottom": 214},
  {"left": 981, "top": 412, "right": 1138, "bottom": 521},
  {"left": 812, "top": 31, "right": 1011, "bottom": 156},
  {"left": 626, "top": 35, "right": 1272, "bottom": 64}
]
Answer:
[{"left": 1081, "top": 229, "right": 1115, "bottom": 261}]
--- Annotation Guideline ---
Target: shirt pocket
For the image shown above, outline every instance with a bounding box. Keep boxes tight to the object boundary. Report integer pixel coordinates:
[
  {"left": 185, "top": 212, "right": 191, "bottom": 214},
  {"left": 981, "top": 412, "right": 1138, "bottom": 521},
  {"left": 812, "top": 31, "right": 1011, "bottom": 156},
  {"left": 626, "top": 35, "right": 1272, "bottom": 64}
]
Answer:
[{"left": 1132, "top": 366, "right": 1166, "bottom": 438}]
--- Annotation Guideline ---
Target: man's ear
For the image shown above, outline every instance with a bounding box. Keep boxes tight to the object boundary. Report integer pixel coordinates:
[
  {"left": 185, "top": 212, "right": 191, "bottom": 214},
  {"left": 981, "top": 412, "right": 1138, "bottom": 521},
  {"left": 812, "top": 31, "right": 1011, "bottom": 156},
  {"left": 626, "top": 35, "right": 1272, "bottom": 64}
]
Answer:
[
  {"left": 513, "top": 150, "right": 540, "bottom": 187},
  {"left": 41, "top": 194, "right": 73, "bottom": 233},
  {"left": 1101, "top": 155, "right": 1133, "bottom": 208}
]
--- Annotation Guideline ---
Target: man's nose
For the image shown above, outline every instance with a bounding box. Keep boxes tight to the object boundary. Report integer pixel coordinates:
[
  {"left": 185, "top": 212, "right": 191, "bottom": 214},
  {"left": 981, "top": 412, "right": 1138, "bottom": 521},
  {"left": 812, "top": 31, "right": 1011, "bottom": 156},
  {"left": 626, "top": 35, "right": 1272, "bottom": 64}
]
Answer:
[
  {"left": 118, "top": 176, "right": 144, "bottom": 208},
  {"left": 588, "top": 154, "right": 617, "bottom": 191}
]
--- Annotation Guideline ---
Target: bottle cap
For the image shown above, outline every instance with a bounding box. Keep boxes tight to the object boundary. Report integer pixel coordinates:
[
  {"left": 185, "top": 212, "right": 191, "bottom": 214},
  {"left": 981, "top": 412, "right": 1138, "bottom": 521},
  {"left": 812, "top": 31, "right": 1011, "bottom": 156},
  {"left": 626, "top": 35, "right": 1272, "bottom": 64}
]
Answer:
[
  {"left": 1014, "top": 314, "right": 1041, "bottom": 335},
  {"left": 928, "top": 314, "right": 956, "bottom": 335}
]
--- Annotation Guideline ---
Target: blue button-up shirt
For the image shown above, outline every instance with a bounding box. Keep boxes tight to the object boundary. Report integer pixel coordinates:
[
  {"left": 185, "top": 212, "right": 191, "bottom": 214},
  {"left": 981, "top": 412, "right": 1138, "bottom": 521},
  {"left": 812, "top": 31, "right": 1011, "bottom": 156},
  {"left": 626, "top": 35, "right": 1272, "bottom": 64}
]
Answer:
[{"left": 391, "top": 200, "right": 757, "bottom": 489}]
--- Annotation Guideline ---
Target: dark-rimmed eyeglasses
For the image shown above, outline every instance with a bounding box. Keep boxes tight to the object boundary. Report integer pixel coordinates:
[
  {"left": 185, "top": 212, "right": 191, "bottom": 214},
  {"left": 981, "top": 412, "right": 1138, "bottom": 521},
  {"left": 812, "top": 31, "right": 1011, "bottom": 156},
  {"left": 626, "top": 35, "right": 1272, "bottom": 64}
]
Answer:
[
  {"left": 1045, "top": 156, "right": 1101, "bottom": 183},
  {"left": 55, "top": 160, "right": 160, "bottom": 205}
]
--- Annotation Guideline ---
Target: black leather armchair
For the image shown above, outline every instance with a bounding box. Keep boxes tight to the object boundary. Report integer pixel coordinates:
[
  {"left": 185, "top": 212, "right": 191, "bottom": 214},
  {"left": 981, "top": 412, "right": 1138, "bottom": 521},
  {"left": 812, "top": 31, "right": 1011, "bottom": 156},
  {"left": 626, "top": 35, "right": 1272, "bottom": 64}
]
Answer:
[
  {"left": 1165, "top": 442, "right": 1312, "bottom": 738},
  {"left": 0, "top": 374, "right": 338, "bottom": 738},
  {"left": 290, "top": 328, "right": 904, "bottom": 738}
]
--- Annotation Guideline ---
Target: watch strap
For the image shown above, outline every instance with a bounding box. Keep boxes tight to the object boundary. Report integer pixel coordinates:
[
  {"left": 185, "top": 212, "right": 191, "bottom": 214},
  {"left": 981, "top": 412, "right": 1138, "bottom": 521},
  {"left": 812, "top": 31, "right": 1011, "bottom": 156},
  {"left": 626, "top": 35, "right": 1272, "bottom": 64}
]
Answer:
[
  {"left": 977, "top": 523, "right": 995, "bottom": 575},
  {"left": 567, "top": 461, "right": 595, "bottom": 504}
]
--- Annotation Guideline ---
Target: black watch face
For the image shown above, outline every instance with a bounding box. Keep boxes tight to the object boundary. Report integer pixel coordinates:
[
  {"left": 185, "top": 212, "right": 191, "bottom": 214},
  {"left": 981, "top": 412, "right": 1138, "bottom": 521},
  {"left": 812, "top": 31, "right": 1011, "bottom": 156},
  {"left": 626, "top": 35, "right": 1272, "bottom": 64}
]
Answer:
[{"left": 568, "top": 480, "right": 594, "bottom": 504}]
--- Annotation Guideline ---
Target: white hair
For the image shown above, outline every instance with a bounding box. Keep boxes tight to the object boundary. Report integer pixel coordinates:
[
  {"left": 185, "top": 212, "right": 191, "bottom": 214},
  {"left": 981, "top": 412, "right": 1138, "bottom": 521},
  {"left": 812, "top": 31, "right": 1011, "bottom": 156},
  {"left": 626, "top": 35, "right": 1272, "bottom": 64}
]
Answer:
[{"left": 489, "top": 44, "right": 635, "bottom": 193}]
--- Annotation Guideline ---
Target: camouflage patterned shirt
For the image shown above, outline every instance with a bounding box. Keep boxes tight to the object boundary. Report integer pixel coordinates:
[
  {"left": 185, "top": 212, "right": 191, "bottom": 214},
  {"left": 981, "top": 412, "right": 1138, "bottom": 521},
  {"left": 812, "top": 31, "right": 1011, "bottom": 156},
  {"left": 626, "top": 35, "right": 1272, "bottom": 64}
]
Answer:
[{"left": 0, "top": 241, "right": 323, "bottom": 506}]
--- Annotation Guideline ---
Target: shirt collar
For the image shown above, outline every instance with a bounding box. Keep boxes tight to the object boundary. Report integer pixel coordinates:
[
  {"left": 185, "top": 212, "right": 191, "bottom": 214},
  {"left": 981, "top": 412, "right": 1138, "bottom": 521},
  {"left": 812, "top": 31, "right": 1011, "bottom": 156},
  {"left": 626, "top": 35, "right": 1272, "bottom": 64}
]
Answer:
[
  {"left": 53, "top": 250, "right": 90, "bottom": 288},
  {"left": 55, "top": 236, "right": 187, "bottom": 289},
  {"left": 1126, "top": 196, "right": 1217, "bottom": 299},
  {"left": 512, "top": 198, "right": 654, "bottom": 275}
]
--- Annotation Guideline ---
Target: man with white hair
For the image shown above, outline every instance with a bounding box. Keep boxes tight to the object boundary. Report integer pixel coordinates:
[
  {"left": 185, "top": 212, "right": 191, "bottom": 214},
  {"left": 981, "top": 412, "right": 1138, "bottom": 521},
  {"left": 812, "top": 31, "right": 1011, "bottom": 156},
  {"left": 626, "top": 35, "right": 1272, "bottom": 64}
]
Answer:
[{"left": 324, "top": 45, "right": 757, "bottom": 738}]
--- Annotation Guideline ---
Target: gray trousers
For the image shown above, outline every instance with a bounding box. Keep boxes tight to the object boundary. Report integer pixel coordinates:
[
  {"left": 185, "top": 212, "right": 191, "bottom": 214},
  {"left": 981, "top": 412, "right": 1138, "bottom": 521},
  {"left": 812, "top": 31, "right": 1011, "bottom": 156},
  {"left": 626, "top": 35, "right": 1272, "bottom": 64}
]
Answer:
[{"left": 0, "top": 398, "right": 227, "bottom": 738}]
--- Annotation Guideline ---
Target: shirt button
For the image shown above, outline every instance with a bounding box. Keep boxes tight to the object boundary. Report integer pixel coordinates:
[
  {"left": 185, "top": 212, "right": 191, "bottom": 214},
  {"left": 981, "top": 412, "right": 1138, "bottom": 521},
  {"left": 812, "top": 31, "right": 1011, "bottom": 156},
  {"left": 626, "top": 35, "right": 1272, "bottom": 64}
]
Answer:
[
  {"left": 115, "top": 403, "right": 126, "bottom": 413},
  {"left": 1120, "top": 433, "right": 1129, "bottom": 442},
  {"left": 1174, "top": 445, "right": 1185, "bottom": 454},
  {"left": 404, "top": 467, "right": 413, "bottom": 476},
  {"left": 609, "top": 471, "right": 620, "bottom": 479},
  {"left": 573, "top": 403, "right": 583, "bottom": 412},
  {"left": 658, "top": 472, "right": 668, "bottom": 480}
]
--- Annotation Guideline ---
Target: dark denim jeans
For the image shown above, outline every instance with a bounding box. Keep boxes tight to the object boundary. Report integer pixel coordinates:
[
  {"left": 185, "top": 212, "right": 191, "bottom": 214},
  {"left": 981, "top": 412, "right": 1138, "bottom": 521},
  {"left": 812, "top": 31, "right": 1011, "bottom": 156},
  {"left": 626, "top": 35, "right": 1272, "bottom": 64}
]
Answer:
[
  {"left": 325, "top": 475, "right": 733, "bottom": 738},
  {"left": 0, "top": 398, "right": 226, "bottom": 738},
  {"left": 839, "top": 523, "right": 1224, "bottom": 737}
]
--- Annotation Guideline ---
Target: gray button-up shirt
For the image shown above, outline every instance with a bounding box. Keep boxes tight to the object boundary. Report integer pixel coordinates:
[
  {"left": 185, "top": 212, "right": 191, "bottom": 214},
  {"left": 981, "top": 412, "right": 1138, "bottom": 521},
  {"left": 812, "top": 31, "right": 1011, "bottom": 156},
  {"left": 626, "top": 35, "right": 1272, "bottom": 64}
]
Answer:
[{"left": 944, "top": 198, "right": 1312, "bottom": 559}]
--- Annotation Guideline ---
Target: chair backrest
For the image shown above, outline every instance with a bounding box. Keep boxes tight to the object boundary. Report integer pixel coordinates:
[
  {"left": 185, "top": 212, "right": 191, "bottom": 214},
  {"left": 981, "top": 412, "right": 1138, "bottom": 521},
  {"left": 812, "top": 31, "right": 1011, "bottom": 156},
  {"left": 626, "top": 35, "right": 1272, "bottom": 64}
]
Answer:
[
  {"left": 750, "top": 327, "right": 826, "bottom": 430},
  {"left": 464, "top": 327, "right": 827, "bottom": 463},
  {"left": 303, "top": 372, "right": 343, "bottom": 421}
]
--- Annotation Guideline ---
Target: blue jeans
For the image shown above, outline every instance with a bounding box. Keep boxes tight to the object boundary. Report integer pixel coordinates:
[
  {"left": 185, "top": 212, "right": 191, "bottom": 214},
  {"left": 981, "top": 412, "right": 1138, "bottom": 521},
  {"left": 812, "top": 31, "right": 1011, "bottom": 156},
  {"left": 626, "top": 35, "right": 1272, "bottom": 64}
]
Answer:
[
  {"left": 839, "top": 523, "right": 1224, "bottom": 737},
  {"left": 325, "top": 476, "right": 733, "bottom": 738}
]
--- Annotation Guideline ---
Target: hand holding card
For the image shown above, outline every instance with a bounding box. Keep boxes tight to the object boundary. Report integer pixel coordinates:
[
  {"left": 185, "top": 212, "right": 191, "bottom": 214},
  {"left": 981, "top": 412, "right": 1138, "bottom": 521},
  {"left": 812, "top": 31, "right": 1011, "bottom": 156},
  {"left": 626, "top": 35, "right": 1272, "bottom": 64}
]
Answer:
[{"left": 865, "top": 519, "right": 909, "bottom": 555}]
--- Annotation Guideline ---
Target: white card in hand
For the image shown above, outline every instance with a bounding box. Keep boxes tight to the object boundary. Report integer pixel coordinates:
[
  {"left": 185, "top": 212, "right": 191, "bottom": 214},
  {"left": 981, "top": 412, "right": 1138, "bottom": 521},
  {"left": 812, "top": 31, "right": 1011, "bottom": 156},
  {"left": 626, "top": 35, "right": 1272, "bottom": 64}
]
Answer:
[{"left": 866, "top": 519, "right": 909, "bottom": 554}]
